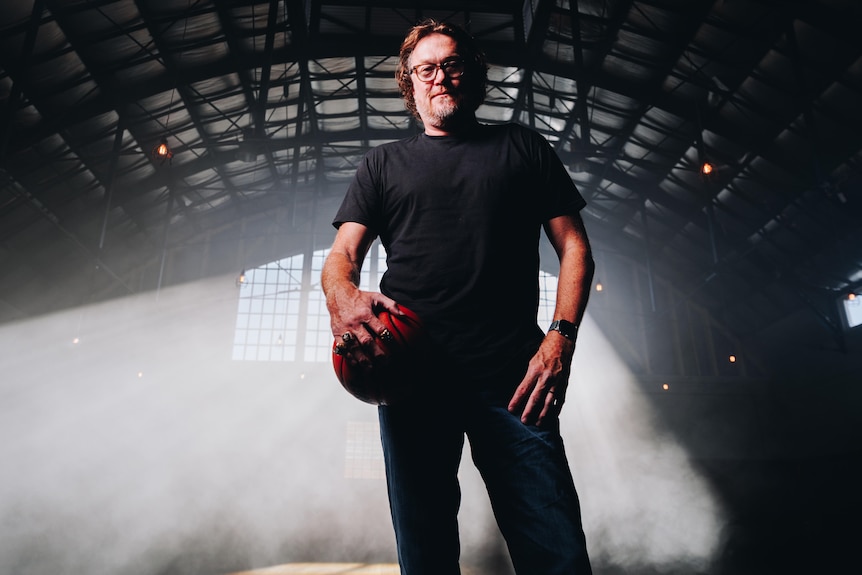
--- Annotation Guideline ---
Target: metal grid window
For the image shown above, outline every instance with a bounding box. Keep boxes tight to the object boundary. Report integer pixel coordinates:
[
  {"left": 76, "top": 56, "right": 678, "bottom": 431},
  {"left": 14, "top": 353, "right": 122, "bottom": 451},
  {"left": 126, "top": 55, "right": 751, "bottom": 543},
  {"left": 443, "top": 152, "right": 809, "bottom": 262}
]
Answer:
[
  {"left": 302, "top": 244, "right": 384, "bottom": 362},
  {"left": 538, "top": 270, "right": 558, "bottom": 329},
  {"left": 234, "top": 245, "right": 558, "bottom": 362},
  {"left": 233, "top": 255, "right": 305, "bottom": 361},
  {"left": 233, "top": 243, "right": 387, "bottom": 362},
  {"left": 303, "top": 248, "right": 332, "bottom": 363}
]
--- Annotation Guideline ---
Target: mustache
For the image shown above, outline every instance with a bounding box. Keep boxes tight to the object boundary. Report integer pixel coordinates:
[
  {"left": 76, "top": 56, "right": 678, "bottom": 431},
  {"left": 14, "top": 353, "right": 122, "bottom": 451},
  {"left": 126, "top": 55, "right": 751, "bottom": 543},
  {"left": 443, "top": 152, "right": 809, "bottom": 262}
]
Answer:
[{"left": 429, "top": 89, "right": 458, "bottom": 98}]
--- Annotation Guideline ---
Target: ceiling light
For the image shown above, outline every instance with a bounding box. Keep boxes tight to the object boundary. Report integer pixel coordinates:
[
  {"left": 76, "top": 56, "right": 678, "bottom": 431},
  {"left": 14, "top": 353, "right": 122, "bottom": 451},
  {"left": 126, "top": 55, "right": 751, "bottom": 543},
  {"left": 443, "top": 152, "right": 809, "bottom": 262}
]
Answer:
[
  {"left": 153, "top": 137, "right": 173, "bottom": 163},
  {"left": 700, "top": 161, "right": 714, "bottom": 176}
]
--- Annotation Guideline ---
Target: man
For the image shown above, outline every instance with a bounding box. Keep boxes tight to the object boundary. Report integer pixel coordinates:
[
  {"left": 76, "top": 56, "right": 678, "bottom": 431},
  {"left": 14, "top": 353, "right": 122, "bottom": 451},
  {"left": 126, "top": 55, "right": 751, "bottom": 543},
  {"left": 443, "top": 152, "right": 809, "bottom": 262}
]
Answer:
[{"left": 322, "top": 19, "right": 594, "bottom": 575}]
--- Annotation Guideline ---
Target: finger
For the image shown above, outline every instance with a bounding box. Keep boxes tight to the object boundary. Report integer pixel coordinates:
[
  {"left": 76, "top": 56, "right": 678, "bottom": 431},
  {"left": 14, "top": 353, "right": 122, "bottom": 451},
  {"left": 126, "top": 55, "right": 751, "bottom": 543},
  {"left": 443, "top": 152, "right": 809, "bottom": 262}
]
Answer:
[
  {"left": 376, "top": 327, "right": 394, "bottom": 343},
  {"left": 356, "top": 322, "right": 391, "bottom": 352},
  {"left": 372, "top": 294, "right": 403, "bottom": 316},
  {"left": 536, "top": 390, "right": 560, "bottom": 426},
  {"left": 519, "top": 386, "right": 547, "bottom": 425},
  {"left": 342, "top": 330, "right": 376, "bottom": 364},
  {"left": 358, "top": 321, "right": 392, "bottom": 343},
  {"left": 507, "top": 377, "right": 532, "bottom": 414},
  {"left": 341, "top": 331, "right": 356, "bottom": 345},
  {"left": 353, "top": 323, "right": 392, "bottom": 361},
  {"left": 353, "top": 327, "right": 376, "bottom": 348},
  {"left": 547, "top": 387, "right": 566, "bottom": 405},
  {"left": 530, "top": 369, "right": 558, "bottom": 417},
  {"left": 348, "top": 346, "right": 373, "bottom": 369}
]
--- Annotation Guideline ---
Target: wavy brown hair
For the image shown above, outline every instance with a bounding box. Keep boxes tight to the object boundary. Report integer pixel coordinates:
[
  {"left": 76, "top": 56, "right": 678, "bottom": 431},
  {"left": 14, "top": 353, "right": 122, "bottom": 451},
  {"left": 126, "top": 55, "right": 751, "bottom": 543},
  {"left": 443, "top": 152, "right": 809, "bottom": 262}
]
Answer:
[{"left": 396, "top": 19, "right": 488, "bottom": 121}]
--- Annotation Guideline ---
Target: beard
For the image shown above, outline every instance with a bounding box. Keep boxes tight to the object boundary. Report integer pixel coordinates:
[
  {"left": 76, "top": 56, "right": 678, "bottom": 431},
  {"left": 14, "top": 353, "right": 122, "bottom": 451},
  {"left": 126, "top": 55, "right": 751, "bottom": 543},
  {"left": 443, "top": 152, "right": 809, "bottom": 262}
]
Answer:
[{"left": 416, "top": 92, "right": 465, "bottom": 130}]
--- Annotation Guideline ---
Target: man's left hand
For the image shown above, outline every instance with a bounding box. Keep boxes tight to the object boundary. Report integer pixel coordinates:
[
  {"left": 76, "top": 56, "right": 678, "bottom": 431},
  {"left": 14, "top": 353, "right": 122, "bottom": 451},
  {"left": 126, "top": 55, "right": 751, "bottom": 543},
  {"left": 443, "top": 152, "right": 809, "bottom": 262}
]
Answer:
[{"left": 507, "top": 332, "right": 575, "bottom": 426}]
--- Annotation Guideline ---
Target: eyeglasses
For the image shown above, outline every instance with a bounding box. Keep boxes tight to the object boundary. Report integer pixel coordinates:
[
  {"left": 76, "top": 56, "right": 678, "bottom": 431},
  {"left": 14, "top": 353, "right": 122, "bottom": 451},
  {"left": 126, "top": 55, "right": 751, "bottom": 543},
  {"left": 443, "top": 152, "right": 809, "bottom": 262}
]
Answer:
[{"left": 410, "top": 59, "right": 466, "bottom": 82}]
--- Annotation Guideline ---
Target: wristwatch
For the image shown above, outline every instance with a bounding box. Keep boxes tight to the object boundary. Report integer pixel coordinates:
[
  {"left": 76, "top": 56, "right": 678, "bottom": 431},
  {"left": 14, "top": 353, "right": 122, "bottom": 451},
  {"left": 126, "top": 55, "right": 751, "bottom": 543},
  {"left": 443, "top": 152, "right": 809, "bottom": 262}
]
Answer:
[{"left": 548, "top": 319, "right": 578, "bottom": 341}]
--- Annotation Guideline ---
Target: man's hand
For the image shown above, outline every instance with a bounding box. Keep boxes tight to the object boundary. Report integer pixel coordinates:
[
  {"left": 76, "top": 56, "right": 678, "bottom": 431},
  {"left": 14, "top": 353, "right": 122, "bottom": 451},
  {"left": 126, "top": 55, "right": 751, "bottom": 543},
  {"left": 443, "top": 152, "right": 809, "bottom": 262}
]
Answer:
[
  {"left": 327, "top": 282, "right": 402, "bottom": 367},
  {"left": 509, "top": 211, "right": 592, "bottom": 426},
  {"left": 322, "top": 222, "right": 404, "bottom": 367},
  {"left": 507, "top": 331, "right": 575, "bottom": 426}
]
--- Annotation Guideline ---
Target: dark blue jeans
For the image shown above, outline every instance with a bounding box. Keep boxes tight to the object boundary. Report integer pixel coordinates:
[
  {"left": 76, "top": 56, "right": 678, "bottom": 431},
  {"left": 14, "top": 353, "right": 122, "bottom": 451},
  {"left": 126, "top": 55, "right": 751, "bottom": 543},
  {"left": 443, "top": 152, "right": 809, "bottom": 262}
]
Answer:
[{"left": 378, "top": 374, "right": 592, "bottom": 575}]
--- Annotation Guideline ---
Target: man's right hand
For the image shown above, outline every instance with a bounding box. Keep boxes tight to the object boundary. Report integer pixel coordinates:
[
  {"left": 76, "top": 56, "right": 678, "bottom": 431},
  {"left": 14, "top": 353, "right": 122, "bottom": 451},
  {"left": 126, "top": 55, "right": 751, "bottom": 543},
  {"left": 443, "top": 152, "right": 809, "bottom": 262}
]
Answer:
[{"left": 327, "top": 283, "right": 402, "bottom": 367}]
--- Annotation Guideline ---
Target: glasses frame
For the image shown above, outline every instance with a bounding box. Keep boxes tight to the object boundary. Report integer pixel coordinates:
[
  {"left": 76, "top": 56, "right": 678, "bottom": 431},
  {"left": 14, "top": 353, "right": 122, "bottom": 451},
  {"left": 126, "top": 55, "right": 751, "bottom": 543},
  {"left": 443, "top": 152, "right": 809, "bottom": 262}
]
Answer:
[{"left": 410, "top": 58, "right": 466, "bottom": 82}]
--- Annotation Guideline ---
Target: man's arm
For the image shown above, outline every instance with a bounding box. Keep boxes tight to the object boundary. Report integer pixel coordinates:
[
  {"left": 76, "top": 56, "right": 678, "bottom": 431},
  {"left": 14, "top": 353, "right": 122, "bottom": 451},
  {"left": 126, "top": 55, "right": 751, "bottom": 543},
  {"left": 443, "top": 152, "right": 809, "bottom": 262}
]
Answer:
[
  {"left": 508, "top": 212, "right": 594, "bottom": 426},
  {"left": 322, "top": 222, "right": 401, "bottom": 365}
]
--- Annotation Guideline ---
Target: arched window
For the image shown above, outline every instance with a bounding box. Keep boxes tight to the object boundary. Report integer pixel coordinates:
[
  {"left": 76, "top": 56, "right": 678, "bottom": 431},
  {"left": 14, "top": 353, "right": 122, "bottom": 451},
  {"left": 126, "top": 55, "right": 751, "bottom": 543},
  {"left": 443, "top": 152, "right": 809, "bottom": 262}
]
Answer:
[{"left": 233, "top": 244, "right": 558, "bottom": 361}]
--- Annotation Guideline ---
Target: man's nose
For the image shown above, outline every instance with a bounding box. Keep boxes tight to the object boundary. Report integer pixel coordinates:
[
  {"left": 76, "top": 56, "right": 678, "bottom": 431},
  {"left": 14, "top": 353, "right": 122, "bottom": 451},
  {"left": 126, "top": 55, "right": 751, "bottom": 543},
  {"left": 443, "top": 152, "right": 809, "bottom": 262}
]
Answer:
[{"left": 431, "top": 67, "right": 451, "bottom": 85}]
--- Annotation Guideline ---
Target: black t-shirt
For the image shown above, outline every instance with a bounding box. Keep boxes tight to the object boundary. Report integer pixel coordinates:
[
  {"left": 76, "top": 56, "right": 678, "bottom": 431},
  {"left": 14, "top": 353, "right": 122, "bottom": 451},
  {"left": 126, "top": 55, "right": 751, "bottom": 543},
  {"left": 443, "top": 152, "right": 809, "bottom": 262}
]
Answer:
[{"left": 333, "top": 123, "right": 586, "bottom": 376}]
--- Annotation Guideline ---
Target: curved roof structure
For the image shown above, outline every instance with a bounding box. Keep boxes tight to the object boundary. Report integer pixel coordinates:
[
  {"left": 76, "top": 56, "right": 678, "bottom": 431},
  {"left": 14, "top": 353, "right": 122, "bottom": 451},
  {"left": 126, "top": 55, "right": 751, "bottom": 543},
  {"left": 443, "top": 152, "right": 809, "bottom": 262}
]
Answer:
[{"left": 3, "top": 1, "right": 861, "bottom": 361}]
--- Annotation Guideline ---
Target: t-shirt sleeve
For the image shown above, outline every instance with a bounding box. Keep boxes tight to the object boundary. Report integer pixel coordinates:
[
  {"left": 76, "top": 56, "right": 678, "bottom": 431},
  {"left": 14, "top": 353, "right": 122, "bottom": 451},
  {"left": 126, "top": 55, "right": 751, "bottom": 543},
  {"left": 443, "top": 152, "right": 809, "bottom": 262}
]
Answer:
[
  {"left": 332, "top": 150, "right": 380, "bottom": 231},
  {"left": 538, "top": 132, "right": 587, "bottom": 220}
]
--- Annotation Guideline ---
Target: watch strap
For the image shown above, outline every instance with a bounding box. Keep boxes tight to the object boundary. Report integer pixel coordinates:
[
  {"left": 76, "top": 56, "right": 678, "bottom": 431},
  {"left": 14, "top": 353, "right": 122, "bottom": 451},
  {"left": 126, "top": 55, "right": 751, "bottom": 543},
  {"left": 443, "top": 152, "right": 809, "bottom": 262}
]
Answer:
[{"left": 549, "top": 319, "right": 578, "bottom": 340}]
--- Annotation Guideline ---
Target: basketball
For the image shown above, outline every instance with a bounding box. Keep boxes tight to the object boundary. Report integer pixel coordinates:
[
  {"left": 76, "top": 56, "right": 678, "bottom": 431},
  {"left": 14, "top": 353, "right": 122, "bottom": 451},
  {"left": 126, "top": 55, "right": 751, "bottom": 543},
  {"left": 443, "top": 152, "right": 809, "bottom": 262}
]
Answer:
[{"left": 332, "top": 306, "right": 427, "bottom": 405}]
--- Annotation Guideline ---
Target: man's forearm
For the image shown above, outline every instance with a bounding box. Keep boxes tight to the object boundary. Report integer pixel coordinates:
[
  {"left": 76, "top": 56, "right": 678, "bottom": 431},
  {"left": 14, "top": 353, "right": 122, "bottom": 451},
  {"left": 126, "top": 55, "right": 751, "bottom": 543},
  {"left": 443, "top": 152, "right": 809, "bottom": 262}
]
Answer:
[
  {"left": 559, "top": 251, "right": 593, "bottom": 319},
  {"left": 322, "top": 250, "right": 361, "bottom": 298},
  {"left": 552, "top": 236, "right": 595, "bottom": 335},
  {"left": 322, "top": 222, "right": 375, "bottom": 301}
]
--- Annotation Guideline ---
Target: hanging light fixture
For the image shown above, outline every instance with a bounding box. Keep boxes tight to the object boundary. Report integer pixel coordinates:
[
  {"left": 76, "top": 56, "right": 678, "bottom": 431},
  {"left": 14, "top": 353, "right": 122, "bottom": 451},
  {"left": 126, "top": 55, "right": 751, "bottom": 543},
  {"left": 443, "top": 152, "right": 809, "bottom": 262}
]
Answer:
[{"left": 153, "top": 137, "right": 173, "bottom": 163}]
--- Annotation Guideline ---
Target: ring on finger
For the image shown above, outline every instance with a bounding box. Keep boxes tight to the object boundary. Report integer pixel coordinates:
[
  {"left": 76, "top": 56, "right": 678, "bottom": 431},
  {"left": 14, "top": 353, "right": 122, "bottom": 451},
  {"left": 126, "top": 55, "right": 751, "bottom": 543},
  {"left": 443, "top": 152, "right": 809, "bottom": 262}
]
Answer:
[
  {"left": 341, "top": 332, "right": 355, "bottom": 345},
  {"left": 333, "top": 342, "right": 347, "bottom": 356},
  {"left": 378, "top": 328, "right": 393, "bottom": 342}
]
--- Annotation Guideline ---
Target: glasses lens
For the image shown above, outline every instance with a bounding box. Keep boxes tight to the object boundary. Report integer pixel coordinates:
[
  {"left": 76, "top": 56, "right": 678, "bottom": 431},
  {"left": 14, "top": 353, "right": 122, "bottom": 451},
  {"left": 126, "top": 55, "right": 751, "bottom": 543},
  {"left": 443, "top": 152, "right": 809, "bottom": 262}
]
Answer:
[
  {"left": 416, "top": 64, "right": 438, "bottom": 81},
  {"left": 442, "top": 60, "right": 464, "bottom": 78}
]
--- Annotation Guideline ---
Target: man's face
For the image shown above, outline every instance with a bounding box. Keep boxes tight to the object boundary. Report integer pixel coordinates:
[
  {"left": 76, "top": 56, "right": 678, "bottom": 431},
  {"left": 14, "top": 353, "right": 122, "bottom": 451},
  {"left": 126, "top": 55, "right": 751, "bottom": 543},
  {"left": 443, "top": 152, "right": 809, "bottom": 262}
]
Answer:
[{"left": 409, "top": 33, "right": 467, "bottom": 133}]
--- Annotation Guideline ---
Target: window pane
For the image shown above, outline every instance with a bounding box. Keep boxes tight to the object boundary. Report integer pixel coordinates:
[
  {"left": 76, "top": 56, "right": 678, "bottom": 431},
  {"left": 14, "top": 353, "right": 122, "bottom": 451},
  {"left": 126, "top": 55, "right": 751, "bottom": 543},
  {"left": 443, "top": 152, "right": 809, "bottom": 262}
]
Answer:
[{"left": 234, "top": 244, "right": 560, "bottom": 362}]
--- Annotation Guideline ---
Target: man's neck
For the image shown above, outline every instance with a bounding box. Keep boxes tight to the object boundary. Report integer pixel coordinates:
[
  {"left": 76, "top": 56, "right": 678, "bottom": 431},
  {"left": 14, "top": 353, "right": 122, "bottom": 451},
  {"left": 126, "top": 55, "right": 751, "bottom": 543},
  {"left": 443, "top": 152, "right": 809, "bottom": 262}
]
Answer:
[{"left": 423, "top": 114, "right": 479, "bottom": 137}]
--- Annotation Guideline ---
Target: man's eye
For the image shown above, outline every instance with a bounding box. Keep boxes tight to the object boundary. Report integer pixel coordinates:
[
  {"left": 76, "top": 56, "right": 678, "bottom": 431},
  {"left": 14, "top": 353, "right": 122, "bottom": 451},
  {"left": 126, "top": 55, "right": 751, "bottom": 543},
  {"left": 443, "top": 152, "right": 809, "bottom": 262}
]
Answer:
[{"left": 418, "top": 65, "right": 436, "bottom": 74}]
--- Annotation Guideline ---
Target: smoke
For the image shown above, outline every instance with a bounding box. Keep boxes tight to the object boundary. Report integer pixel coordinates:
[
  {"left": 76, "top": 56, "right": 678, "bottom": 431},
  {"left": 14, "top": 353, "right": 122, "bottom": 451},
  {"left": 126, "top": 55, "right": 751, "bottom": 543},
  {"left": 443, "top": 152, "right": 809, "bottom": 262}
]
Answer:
[
  {"left": 563, "top": 315, "right": 725, "bottom": 573},
  {"left": 0, "top": 278, "right": 724, "bottom": 574},
  {"left": 0, "top": 278, "right": 396, "bottom": 574}
]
